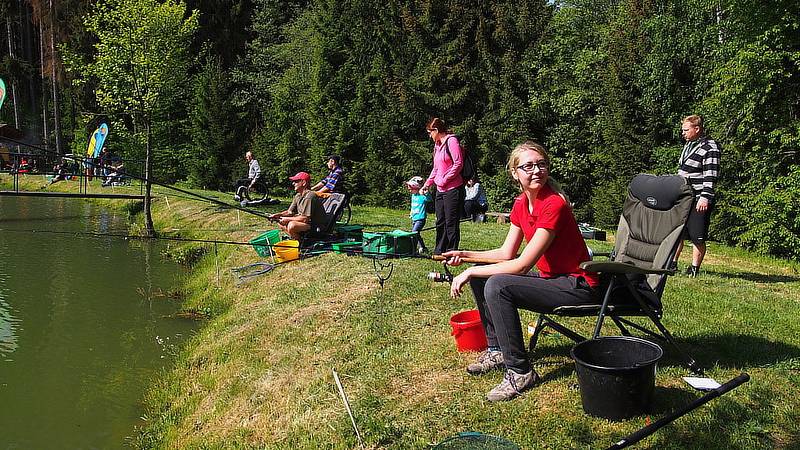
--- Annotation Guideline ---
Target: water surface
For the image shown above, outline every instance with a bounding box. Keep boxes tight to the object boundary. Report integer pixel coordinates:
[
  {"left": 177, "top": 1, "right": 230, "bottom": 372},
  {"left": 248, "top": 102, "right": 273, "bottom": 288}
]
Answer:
[{"left": 0, "top": 196, "right": 196, "bottom": 449}]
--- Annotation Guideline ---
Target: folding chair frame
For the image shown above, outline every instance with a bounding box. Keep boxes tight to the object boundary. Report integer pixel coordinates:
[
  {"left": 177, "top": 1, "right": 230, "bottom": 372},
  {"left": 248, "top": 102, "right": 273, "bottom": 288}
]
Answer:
[{"left": 528, "top": 174, "right": 704, "bottom": 376}]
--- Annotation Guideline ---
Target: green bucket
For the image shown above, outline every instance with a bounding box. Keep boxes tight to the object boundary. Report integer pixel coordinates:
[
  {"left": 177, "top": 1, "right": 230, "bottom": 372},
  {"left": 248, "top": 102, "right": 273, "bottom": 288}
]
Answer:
[{"left": 249, "top": 229, "right": 281, "bottom": 257}]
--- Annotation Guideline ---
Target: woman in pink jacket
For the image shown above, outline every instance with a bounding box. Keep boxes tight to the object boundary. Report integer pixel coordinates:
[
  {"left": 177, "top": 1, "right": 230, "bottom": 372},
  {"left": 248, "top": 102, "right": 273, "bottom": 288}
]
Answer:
[{"left": 421, "top": 117, "right": 465, "bottom": 254}]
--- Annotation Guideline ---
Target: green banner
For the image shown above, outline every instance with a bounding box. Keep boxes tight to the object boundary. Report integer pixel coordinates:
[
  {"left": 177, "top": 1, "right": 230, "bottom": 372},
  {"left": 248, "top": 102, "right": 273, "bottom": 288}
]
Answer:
[{"left": 0, "top": 77, "right": 6, "bottom": 110}]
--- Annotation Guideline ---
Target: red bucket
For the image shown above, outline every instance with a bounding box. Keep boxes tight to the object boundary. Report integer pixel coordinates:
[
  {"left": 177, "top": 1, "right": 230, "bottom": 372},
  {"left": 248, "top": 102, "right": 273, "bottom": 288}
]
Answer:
[{"left": 450, "top": 309, "right": 488, "bottom": 352}]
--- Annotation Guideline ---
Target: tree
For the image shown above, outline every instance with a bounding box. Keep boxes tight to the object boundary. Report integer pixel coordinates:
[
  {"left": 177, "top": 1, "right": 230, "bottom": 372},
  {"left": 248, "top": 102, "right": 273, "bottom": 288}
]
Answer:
[
  {"left": 187, "top": 54, "right": 244, "bottom": 190},
  {"left": 69, "top": 0, "right": 198, "bottom": 235}
]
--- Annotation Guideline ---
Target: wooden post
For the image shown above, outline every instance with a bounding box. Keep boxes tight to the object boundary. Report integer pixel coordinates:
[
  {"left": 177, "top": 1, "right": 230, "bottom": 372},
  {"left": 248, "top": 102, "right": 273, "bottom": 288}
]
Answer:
[{"left": 143, "top": 118, "right": 155, "bottom": 236}]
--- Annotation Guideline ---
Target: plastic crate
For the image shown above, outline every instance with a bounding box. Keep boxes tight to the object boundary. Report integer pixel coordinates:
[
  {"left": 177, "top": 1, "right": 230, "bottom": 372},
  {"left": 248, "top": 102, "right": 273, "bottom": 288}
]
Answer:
[
  {"left": 362, "top": 230, "right": 416, "bottom": 257},
  {"left": 249, "top": 229, "right": 281, "bottom": 257},
  {"left": 331, "top": 241, "right": 363, "bottom": 254},
  {"left": 335, "top": 224, "right": 364, "bottom": 241}
]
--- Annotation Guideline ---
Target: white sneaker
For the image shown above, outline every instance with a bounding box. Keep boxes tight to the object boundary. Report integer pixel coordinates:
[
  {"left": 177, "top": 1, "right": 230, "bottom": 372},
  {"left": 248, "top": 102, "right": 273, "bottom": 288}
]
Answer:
[
  {"left": 466, "top": 350, "right": 504, "bottom": 375},
  {"left": 486, "top": 369, "right": 539, "bottom": 402}
]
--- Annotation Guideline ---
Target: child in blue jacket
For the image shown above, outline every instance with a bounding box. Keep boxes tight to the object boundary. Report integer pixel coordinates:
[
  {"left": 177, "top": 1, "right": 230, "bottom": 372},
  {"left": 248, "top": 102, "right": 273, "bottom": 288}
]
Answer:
[{"left": 406, "top": 176, "right": 431, "bottom": 254}]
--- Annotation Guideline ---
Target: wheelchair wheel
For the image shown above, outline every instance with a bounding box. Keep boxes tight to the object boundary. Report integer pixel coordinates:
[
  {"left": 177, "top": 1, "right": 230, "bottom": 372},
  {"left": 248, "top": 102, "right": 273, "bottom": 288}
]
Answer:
[{"left": 246, "top": 180, "right": 269, "bottom": 202}]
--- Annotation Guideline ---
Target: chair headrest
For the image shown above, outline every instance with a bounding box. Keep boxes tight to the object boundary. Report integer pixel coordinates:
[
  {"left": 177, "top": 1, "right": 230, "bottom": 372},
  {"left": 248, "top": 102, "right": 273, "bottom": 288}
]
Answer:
[{"left": 629, "top": 174, "right": 688, "bottom": 211}]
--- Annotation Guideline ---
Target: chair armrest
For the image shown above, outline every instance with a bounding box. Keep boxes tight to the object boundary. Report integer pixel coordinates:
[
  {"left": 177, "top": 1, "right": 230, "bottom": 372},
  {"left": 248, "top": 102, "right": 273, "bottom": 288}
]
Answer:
[{"left": 580, "top": 260, "right": 672, "bottom": 275}]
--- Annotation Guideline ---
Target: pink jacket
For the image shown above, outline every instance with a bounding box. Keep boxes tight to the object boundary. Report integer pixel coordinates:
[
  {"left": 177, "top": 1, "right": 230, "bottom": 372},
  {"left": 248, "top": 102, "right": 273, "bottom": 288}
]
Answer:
[{"left": 425, "top": 134, "right": 464, "bottom": 192}]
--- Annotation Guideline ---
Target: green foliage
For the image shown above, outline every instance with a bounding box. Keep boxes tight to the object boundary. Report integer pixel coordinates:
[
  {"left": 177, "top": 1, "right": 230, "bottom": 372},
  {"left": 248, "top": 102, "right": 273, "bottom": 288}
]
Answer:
[
  {"left": 187, "top": 55, "right": 244, "bottom": 190},
  {"left": 730, "top": 168, "right": 800, "bottom": 259},
  {"left": 63, "top": 0, "right": 198, "bottom": 182},
  {"left": 20, "top": 0, "right": 800, "bottom": 258}
]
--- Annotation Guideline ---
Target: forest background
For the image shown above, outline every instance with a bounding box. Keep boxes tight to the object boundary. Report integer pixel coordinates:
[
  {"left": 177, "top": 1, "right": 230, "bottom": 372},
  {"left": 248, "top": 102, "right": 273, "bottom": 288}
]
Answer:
[{"left": 1, "top": 0, "right": 798, "bottom": 259}]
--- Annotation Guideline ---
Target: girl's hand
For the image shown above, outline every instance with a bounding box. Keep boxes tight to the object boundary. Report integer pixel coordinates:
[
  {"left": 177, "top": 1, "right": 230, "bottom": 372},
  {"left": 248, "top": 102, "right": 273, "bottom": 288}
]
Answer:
[
  {"left": 420, "top": 186, "right": 429, "bottom": 195},
  {"left": 450, "top": 270, "right": 471, "bottom": 298},
  {"left": 441, "top": 250, "right": 463, "bottom": 266}
]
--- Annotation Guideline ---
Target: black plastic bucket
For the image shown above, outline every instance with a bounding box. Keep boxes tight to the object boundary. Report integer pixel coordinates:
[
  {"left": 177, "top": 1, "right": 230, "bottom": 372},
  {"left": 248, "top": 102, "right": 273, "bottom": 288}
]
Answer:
[{"left": 571, "top": 336, "right": 663, "bottom": 420}]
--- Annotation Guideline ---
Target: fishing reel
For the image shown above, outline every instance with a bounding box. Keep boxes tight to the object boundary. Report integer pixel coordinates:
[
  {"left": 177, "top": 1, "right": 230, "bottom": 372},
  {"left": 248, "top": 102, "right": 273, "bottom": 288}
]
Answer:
[{"left": 427, "top": 262, "right": 454, "bottom": 283}]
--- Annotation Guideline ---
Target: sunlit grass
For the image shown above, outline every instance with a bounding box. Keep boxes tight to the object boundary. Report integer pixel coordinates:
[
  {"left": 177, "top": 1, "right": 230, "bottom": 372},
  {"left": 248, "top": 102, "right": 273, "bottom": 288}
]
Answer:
[{"left": 4, "top": 174, "right": 799, "bottom": 449}]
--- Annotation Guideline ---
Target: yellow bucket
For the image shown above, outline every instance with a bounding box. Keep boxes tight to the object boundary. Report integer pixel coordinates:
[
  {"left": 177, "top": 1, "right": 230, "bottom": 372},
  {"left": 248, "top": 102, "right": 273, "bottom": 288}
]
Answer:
[{"left": 274, "top": 239, "right": 300, "bottom": 263}]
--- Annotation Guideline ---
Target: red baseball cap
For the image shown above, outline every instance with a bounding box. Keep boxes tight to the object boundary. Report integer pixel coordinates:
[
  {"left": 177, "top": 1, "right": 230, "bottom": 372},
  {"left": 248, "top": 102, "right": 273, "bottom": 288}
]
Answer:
[{"left": 289, "top": 172, "right": 311, "bottom": 182}]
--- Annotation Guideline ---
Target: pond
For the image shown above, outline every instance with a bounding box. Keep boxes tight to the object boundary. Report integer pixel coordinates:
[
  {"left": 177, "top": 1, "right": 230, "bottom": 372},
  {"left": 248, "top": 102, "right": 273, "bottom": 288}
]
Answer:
[{"left": 0, "top": 196, "right": 197, "bottom": 448}]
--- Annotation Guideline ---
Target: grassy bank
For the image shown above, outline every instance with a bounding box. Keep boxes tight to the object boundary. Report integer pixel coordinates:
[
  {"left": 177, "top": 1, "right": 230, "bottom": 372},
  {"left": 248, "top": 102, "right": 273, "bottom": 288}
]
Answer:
[{"left": 4, "top": 173, "right": 800, "bottom": 449}]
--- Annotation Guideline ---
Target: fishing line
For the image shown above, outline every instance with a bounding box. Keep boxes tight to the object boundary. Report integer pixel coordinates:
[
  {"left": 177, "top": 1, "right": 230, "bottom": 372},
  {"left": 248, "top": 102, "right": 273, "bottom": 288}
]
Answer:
[
  {"left": 0, "top": 226, "right": 450, "bottom": 261},
  {"left": 1, "top": 136, "right": 272, "bottom": 219}
]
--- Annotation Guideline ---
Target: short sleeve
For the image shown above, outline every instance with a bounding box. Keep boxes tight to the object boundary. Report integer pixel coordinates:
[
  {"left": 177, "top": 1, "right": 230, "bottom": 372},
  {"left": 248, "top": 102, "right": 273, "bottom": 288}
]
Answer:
[
  {"left": 288, "top": 196, "right": 299, "bottom": 215},
  {"left": 509, "top": 197, "right": 525, "bottom": 228},
  {"left": 535, "top": 198, "right": 564, "bottom": 230},
  {"left": 298, "top": 192, "right": 315, "bottom": 216}
]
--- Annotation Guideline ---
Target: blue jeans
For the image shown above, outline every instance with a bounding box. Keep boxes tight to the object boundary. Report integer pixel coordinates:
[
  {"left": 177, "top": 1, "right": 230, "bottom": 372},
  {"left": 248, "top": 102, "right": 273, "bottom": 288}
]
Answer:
[{"left": 412, "top": 218, "right": 427, "bottom": 251}]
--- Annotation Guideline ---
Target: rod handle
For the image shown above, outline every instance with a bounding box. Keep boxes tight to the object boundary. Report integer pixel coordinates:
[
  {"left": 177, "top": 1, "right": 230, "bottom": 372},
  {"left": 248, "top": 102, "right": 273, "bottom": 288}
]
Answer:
[{"left": 431, "top": 254, "right": 503, "bottom": 264}]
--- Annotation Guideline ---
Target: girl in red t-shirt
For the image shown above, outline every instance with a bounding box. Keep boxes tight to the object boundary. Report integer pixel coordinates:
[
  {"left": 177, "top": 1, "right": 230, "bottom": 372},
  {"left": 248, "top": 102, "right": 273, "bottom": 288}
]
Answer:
[{"left": 442, "top": 140, "right": 599, "bottom": 402}]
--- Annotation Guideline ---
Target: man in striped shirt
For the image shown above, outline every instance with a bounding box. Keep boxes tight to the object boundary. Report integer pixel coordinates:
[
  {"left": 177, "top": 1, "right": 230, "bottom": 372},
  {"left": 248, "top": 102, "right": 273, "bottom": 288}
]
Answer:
[
  {"left": 672, "top": 115, "right": 721, "bottom": 277},
  {"left": 312, "top": 154, "right": 344, "bottom": 193}
]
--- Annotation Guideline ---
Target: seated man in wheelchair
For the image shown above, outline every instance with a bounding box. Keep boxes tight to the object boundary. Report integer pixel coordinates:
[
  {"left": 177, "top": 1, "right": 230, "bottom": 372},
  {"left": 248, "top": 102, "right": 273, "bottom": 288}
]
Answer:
[{"left": 234, "top": 151, "right": 262, "bottom": 201}]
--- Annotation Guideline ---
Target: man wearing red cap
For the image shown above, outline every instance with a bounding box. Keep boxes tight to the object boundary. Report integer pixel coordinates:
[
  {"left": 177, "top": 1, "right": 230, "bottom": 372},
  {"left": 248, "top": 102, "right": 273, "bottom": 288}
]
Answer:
[{"left": 268, "top": 172, "right": 325, "bottom": 240}]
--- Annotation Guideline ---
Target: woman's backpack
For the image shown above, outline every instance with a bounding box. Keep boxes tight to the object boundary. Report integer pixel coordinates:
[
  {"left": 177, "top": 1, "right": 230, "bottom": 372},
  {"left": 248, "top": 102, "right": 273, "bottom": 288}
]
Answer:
[{"left": 444, "top": 136, "right": 476, "bottom": 181}]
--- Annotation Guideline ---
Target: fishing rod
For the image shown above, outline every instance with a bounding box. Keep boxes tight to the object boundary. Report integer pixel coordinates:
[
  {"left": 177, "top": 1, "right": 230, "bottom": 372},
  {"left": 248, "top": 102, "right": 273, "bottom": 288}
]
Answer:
[
  {"left": 0, "top": 226, "right": 476, "bottom": 261},
  {"left": 426, "top": 254, "right": 503, "bottom": 282},
  {"left": 1, "top": 135, "right": 273, "bottom": 220}
]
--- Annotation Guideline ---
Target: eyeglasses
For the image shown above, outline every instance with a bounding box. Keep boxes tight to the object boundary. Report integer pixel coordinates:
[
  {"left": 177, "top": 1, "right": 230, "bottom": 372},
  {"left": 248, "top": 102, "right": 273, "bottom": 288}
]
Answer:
[
  {"left": 291, "top": 179, "right": 303, "bottom": 184},
  {"left": 515, "top": 161, "right": 549, "bottom": 173},
  {"left": 427, "top": 129, "right": 435, "bottom": 134}
]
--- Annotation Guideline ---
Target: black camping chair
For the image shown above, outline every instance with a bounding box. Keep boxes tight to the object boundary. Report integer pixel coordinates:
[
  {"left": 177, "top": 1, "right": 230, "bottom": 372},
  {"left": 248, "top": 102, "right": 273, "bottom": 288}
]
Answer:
[
  {"left": 528, "top": 174, "right": 704, "bottom": 375},
  {"left": 300, "top": 192, "right": 348, "bottom": 247}
]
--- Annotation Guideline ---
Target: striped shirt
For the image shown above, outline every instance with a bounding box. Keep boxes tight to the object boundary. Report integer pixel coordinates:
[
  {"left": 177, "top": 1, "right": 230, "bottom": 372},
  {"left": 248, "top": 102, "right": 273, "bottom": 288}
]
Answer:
[
  {"left": 678, "top": 135, "right": 720, "bottom": 200},
  {"left": 322, "top": 166, "right": 344, "bottom": 191}
]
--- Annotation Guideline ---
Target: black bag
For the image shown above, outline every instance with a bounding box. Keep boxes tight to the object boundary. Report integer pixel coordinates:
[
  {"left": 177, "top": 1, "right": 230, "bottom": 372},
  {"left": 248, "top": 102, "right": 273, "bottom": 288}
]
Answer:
[{"left": 444, "top": 136, "right": 476, "bottom": 181}]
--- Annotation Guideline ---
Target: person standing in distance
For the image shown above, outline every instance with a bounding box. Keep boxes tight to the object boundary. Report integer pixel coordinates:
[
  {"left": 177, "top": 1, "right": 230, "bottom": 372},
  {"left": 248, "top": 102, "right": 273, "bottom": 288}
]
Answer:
[
  {"left": 672, "top": 115, "right": 721, "bottom": 277},
  {"left": 421, "top": 117, "right": 465, "bottom": 255}
]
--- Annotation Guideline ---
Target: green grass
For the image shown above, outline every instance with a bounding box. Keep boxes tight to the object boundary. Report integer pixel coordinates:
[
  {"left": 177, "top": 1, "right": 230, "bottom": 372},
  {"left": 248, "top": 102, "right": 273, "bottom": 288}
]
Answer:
[{"left": 4, "top": 173, "right": 800, "bottom": 449}]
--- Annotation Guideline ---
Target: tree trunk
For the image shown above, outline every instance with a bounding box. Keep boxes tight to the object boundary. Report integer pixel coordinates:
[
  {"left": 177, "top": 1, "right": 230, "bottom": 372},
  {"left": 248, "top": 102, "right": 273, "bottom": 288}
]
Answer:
[
  {"left": 144, "top": 117, "right": 155, "bottom": 236},
  {"left": 6, "top": 17, "right": 20, "bottom": 130},
  {"left": 39, "top": 22, "right": 48, "bottom": 143},
  {"left": 48, "top": 0, "right": 62, "bottom": 154}
]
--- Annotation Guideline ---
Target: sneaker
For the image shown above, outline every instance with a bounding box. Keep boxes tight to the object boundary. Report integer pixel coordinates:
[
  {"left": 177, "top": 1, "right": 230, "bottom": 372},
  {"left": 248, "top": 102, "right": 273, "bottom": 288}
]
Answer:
[
  {"left": 233, "top": 195, "right": 241, "bottom": 202},
  {"left": 486, "top": 369, "right": 540, "bottom": 402},
  {"left": 467, "top": 350, "right": 505, "bottom": 375},
  {"left": 668, "top": 261, "right": 678, "bottom": 272},
  {"left": 685, "top": 265, "right": 700, "bottom": 278}
]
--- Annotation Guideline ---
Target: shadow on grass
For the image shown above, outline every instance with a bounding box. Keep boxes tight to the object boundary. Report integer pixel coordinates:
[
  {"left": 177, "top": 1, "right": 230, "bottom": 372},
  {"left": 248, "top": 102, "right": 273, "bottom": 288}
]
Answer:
[
  {"left": 606, "top": 394, "right": 766, "bottom": 449},
  {"left": 684, "top": 334, "right": 800, "bottom": 370},
  {"left": 706, "top": 269, "right": 800, "bottom": 283},
  {"left": 529, "top": 333, "right": 800, "bottom": 374}
]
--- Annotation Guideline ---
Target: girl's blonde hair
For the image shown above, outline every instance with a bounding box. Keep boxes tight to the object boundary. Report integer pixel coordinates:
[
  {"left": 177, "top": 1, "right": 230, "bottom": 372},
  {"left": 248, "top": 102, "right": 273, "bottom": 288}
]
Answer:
[{"left": 507, "top": 140, "right": 570, "bottom": 204}]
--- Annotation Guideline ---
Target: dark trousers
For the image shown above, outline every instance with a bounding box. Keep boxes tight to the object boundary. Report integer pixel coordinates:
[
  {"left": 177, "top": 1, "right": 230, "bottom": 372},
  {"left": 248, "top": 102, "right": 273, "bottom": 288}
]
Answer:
[
  {"left": 235, "top": 178, "right": 255, "bottom": 199},
  {"left": 684, "top": 197, "right": 715, "bottom": 244},
  {"left": 411, "top": 218, "right": 427, "bottom": 251},
  {"left": 434, "top": 187, "right": 464, "bottom": 255},
  {"left": 469, "top": 274, "right": 596, "bottom": 373},
  {"left": 463, "top": 200, "right": 488, "bottom": 220}
]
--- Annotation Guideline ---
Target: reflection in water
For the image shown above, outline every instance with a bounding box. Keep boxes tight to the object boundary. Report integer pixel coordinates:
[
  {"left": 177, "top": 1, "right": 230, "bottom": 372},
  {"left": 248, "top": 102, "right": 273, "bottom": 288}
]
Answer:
[
  {"left": 0, "top": 196, "right": 197, "bottom": 448},
  {"left": 0, "top": 240, "right": 19, "bottom": 356},
  {"left": 0, "top": 295, "right": 19, "bottom": 356}
]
